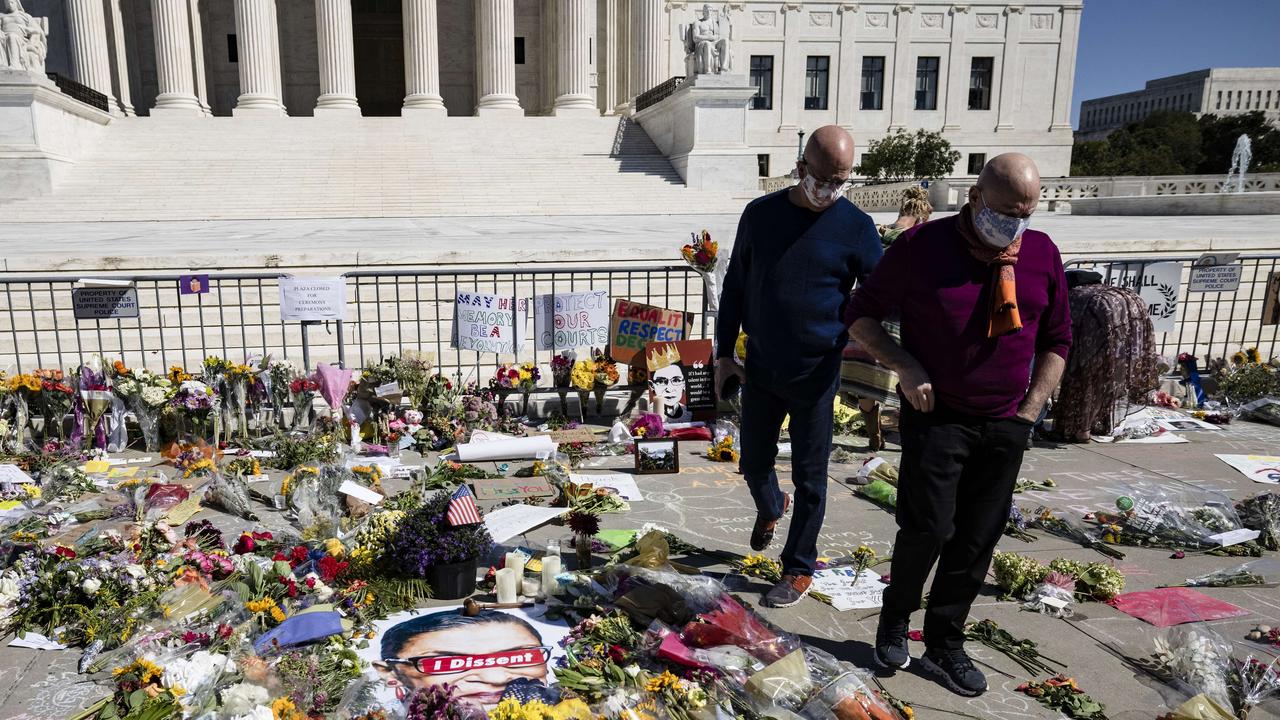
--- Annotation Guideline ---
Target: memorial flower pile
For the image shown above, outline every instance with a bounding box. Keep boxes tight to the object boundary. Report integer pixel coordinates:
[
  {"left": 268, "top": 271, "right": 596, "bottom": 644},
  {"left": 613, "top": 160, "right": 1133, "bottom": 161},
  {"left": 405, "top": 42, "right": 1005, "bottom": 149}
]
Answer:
[{"left": 991, "top": 551, "right": 1125, "bottom": 601}]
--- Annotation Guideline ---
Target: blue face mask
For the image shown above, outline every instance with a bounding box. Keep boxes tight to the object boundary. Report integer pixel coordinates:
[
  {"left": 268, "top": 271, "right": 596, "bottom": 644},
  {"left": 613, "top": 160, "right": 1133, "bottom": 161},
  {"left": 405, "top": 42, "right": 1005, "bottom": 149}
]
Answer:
[{"left": 973, "top": 193, "right": 1031, "bottom": 249}]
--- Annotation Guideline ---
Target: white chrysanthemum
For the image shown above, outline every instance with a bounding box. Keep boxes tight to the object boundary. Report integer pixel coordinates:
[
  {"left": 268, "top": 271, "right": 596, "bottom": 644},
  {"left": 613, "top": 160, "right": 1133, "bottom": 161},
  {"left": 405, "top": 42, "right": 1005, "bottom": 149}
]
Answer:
[
  {"left": 231, "top": 706, "right": 273, "bottom": 720},
  {"left": 159, "top": 650, "right": 232, "bottom": 698},
  {"left": 220, "top": 683, "right": 271, "bottom": 716},
  {"left": 141, "top": 385, "right": 169, "bottom": 407}
]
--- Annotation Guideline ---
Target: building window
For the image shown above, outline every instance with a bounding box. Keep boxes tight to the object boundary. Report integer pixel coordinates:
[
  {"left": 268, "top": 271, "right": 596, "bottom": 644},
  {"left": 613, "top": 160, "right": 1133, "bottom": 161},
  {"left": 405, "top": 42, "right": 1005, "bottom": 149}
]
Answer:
[
  {"left": 1216, "top": 91, "right": 1222, "bottom": 110},
  {"left": 968, "top": 57, "right": 993, "bottom": 110},
  {"left": 514, "top": 37, "right": 525, "bottom": 65},
  {"left": 967, "top": 153, "right": 986, "bottom": 175},
  {"left": 227, "top": 34, "right": 238, "bottom": 63},
  {"left": 805, "top": 56, "right": 829, "bottom": 110},
  {"left": 915, "top": 56, "right": 939, "bottom": 110},
  {"left": 749, "top": 55, "right": 773, "bottom": 110},
  {"left": 1236, "top": 90, "right": 1242, "bottom": 110},
  {"left": 1268, "top": 90, "right": 1273, "bottom": 109},
  {"left": 860, "top": 56, "right": 885, "bottom": 110},
  {"left": 757, "top": 153, "right": 770, "bottom": 177}
]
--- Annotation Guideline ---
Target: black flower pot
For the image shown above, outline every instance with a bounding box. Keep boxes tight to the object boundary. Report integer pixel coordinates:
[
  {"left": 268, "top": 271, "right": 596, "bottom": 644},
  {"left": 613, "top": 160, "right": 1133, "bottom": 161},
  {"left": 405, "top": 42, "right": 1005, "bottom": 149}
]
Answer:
[{"left": 426, "top": 557, "right": 478, "bottom": 600}]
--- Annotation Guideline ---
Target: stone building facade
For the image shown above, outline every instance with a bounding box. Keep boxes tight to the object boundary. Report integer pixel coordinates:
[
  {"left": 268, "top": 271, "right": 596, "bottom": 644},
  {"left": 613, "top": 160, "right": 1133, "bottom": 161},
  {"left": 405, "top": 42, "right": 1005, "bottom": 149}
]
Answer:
[
  {"left": 1078, "top": 68, "right": 1280, "bottom": 141},
  {"left": 29, "top": 0, "right": 1081, "bottom": 178}
]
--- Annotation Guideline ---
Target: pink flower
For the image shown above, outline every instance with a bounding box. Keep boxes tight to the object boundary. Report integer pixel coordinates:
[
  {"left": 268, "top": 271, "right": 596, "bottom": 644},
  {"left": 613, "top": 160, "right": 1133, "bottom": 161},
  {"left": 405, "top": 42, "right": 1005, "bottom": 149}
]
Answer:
[
  {"left": 907, "top": 630, "right": 923, "bottom": 642},
  {"left": 1170, "top": 550, "right": 1185, "bottom": 559}
]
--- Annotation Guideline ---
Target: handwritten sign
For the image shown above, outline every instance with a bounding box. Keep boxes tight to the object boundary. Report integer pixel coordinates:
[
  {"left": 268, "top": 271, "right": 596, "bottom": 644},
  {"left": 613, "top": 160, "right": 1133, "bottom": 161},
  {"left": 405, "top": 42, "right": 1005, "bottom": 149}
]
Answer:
[
  {"left": 534, "top": 290, "right": 609, "bottom": 350},
  {"left": 810, "top": 568, "right": 885, "bottom": 611},
  {"left": 608, "top": 299, "right": 691, "bottom": 365},
  {"left": 72, "top": 287, "right": 139, "bottom": 320},
  {"left": 1189, "top": 264, "right": 1242, "bottom": 293},
  {"left": 279, "top": 277, "right": 347, "bottom": 322},
  {"left": 1106, "top": 261, "right": 1180, "bottom": 333},
  {"left": 0, "top": 465, "right": 33, "bottom": 484},
  {"left": 472, "top": 476, "right": 556, "bottom": 501},
  {"left": 452, "top": 291, "right": 528, "bottom": 355},
  {"left": 569, "top": 473, "right": 643, "bottom": 501}
]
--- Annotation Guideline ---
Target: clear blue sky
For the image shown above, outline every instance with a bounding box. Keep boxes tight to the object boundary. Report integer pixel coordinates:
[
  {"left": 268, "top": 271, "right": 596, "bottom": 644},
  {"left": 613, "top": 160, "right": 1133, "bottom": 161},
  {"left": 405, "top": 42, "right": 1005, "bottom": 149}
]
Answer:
[{"left": 1072, "top": 0, "right": 1280, "bottom": 127}]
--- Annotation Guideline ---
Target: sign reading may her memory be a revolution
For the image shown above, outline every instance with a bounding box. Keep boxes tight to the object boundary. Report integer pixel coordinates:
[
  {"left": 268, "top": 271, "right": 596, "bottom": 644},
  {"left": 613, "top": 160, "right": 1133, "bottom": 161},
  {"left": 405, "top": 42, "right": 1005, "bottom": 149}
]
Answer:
[
  {"left": 1105, "top": 261, "right": 1181, "bottom": 333},
  {"left": 534, "top": 290, "right": 609, "bottom": 350},
  {"left": 278, "top": 277, "right": 348, "bottom": 322},
  {"left": 452, "top": 291, "right": 528, "bottom": 355}
]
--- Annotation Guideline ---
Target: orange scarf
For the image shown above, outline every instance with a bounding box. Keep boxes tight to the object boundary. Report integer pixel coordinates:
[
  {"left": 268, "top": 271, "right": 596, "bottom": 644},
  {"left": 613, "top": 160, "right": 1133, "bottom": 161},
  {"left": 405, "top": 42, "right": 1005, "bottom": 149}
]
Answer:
[{"left": 957, "top": 204, "right": 1023, "bottom": 338}]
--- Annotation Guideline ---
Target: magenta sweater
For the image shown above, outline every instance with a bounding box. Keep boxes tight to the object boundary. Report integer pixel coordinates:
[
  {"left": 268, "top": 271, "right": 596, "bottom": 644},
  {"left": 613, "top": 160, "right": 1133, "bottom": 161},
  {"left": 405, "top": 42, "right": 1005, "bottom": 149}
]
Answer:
[{"left": 844, "top": 214, "right": 1072, "bottom": 418}]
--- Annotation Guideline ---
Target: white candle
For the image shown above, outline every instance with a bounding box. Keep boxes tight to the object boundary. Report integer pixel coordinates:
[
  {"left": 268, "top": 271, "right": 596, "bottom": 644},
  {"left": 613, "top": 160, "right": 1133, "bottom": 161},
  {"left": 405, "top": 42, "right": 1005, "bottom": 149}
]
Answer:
[
  {"left": 541, "top": 555, "right": 562, "bottom": 597},
  {"left": 495, "top": 568, "right": 518, "bottom": 604},
  {"left": 522, "top": 577, "right": 540, "bottom": 598},
  {"left": 505, "top": 552, "right": 527, "bottom": 579}
]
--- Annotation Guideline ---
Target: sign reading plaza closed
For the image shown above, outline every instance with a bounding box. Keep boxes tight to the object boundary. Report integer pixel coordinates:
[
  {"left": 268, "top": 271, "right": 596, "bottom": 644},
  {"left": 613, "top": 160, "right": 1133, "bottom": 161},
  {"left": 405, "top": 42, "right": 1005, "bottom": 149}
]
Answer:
[
  {"left": 278, "top": 277, "right": 348, "bottom": 322},
  {"left": 452, "top": 291, "right": 528, "bottom": 355},
  {"left": 608, "top": 299, "right": 692, "bottom": 365}
]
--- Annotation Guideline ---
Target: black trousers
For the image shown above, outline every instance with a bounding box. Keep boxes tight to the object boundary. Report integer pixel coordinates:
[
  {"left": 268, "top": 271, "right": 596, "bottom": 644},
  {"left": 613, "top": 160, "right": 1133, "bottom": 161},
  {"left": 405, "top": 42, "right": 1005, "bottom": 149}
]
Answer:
[{"left": 881, "top": 402, "right": 1030, "bottom": 650}]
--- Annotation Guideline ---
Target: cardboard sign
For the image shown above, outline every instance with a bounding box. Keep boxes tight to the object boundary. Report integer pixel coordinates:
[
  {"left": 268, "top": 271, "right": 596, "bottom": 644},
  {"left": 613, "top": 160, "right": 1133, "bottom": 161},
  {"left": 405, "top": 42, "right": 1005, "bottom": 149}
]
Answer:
[
  {"left": 0, "top": 465, "right": 33, "bottom": 484},
  {"left": 534, "top": 428, "right": 599, "bottom": 444},
  {"left": 1189, "top": 264, "right": 1242, "bottom": 293},
  {"left": 472, "top": 476, "right": 557, "bottom": 501},
  {"left": 72, "top": 287, "right": 139, "bottom": 320},
  {"left": 1106, "top": 261, "right": 1181, "bottom": 333},
  {"left": 279, "top": 277, "right": 348, "bottom": 322},
  {"left": 644, "top": 339, "right": 716, "bottom": 422},
  {"left": 452, "top": 291, "right": 528, "bottom": 355},
  {"left": 179, "top": 274, "right": 210, "bottom": 295},
  {"left": 608, "top": 299, "right": 692, "bottom": 365},
  {"left": 1264, "top": 272, "right": 1280, "bottom": 326},
  {"left": 534, "top": 290, "right": 610, "bottom": 350}
]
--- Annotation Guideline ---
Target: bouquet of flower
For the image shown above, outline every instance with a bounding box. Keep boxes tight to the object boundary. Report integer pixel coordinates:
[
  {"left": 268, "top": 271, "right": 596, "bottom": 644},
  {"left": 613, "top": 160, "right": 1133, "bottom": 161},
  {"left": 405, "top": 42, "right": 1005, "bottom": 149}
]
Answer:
[
  {"left": 992, "top": 551, "right": 1125, "bottom": 601},
  {"left": 171, "top": 380, "right": 216, "bottom": 442},
  {"left": 1148, "top": 625, "right": 1280, "bottom": 720},
  {"left": 267, "top": 358, "right": 301, "bottom": 429},
  {"left": 386, "top": 351, "right": 434, "bottom": 410},
  {"left": 1236, "top": 492, "right": 1280, "bottom": 551},
  {"left": 3, "top": 373, "right": 40, "bottom": 450},
  {"left": 35, "top": 370, "right": 74, "bottom": 442},
  {"left": 77, "top": 356, "right": 115, "bottom": 451},
  {"left": 112, "top": 367, "right": 173, "bottom": 451},
  {"left": 682, "top": 229, "right": 727, "bottom": 314},
  {"left": 220, "top": 363, "right": 257, "bottom": 442},
  {"left": 1031, "top": 506, "right": 1125, "bottom": 559},
  {"left": 1016, "top": 675, "right": 1108, "bottom": 720},
  {"left": 392, "top": 490, "right": 494, "bottom": 575},
  {"left": 517, "top": 361, "right": 540, "bottom": 415},
  {"left": 965, "top": 619, "right": 1064, "bottom": 676},
  {"left": 1094, "top": 483, "right": 1262, "bottom": 556},
  {"left": 1218, "top": 348, "right": 1278, "bottom": 405},
  {"left": 458, "top": 391, "right": 498, "bottom": 439},
  {"left": 621, "top": 363, "right": 648, "bottom": 415},
  {"left": 1171, "top": 559, "right": 1280, "bottom": 589},
  {"left": 572, "top": 349, "right": 618, "bottom": 416},
  {"left": 288, "top": 375, "right": 320, "bottom": 431},
  {"left": 549, "top": 351, "right": 577, "bottom": 415},
  {"left": 629, "top": 412, "right": 665, "bottom": 439},
  {"left": 490, "top": 364, "right": 521, "bottom": 416},
  {"left": 1004, "top": 505, "right": 1037, "bottom": 543}
]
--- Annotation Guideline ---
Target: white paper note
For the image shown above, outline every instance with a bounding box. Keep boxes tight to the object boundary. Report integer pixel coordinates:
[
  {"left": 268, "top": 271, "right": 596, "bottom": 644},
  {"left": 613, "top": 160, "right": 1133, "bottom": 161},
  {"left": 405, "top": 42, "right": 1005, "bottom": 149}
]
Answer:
[
  {"left": 569, "top": 473, "right": 643, "bottom": 501},
  {"left": 457, "top": 435, "right": 557, "bottom": 462},
  {"left": 809, "top": 568, "right": 885, "bottom": 611},
  {"left": 0, "top": 465, "right": 34, "bottom": 484},
  {"left": 483, "top": 504, "right": 565, "bottom": 544},
  {"left": 338, "top": 480, "right": 384, "bottom": 505}
]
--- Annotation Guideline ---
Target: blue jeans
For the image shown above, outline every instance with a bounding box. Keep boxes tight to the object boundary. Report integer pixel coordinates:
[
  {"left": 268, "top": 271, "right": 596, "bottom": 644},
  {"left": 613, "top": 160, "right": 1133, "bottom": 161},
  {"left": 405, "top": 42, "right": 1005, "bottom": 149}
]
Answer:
[{"left": 738, "top": 369, "right": 838, "bottom": 576}]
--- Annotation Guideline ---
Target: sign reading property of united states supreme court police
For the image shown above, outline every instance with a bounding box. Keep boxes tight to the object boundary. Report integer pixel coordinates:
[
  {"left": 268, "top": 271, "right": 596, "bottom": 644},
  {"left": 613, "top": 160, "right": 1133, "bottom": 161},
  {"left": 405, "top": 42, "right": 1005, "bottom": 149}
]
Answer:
[{"left": 72, "top": 287, "right": 140, "bottom": 320}]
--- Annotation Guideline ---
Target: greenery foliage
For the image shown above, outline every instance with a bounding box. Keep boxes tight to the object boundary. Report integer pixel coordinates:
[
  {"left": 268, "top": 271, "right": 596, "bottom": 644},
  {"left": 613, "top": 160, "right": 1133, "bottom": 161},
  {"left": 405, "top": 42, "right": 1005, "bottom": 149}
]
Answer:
[
  {"left": 1072, "top": 110, "right": 1280, "bottom": 176},
  {"left": 855, "top": 128, "right": 962, "bottom": 182}
]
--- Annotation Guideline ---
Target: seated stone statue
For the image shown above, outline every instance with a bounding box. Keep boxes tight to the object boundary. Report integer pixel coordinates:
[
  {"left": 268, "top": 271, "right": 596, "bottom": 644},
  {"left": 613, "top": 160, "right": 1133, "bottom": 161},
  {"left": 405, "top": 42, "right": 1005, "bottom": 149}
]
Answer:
[
  {"left": 1, "top": 0, "right": 48, "bottom": 74},
  {"left": 682, "top": 3, "right": 733, "bottom": 76}
]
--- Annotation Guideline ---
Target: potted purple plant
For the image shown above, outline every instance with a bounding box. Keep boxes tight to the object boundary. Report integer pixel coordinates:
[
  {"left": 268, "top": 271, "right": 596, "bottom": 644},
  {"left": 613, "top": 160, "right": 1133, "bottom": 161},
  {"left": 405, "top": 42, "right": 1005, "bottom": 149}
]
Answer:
[{"left": 392, "top": 489, "right": 494, "bottom": 599}]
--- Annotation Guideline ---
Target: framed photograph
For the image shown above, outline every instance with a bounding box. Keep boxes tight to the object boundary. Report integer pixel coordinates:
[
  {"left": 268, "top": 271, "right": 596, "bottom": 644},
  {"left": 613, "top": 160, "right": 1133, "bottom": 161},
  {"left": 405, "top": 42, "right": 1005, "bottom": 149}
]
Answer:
[{"left": 634, "top": 438, "right": 680, "bottom": 475}]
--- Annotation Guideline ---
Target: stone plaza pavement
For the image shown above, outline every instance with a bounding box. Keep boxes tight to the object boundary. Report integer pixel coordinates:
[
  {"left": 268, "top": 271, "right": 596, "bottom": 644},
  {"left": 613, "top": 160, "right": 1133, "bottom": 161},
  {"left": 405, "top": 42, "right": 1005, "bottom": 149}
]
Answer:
[
  {"left": 1, "top": 415, "right": 1279, "bottom": 719},
  {"left": 2, "top": 211, "right": 1280, "bottom": 273}
]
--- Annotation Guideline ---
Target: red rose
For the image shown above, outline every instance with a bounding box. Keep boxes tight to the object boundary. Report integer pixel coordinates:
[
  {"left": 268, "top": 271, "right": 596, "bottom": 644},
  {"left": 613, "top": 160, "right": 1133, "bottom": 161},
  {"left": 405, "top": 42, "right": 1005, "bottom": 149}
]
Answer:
[
  {"left": 608, "top": 645, "right": 627, "bottom": 663},
  {"left": 289, "top": 546, "right": 309, "bottom": 567},
  {"left": 217, "top": 624, "right": 233, "bottom": 639},
  {"left": 272, "top": 552, "right": 286, "bottom": 562},
  {"left": 305, "top": 577, "right": 316, "bottom": 588},
  {"left": 233, "top": 534, "right": 255, "bottom": 554},
  {"left": 53, "top": 546, "right": 76, "bottom": 559}
]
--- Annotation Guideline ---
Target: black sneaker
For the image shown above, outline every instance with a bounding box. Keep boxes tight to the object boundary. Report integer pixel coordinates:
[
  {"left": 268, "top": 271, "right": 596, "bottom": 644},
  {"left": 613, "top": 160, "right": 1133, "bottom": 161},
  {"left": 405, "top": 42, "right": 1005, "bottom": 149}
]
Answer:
[
  {"left": 873, "top": 618, "right": 910, "bottom": 670},
  {"left": 920, "top": 647, "right": 988, "bottom": 696},
  {"left": 749, "top": 492, "right": 792, "bottom": 552}
]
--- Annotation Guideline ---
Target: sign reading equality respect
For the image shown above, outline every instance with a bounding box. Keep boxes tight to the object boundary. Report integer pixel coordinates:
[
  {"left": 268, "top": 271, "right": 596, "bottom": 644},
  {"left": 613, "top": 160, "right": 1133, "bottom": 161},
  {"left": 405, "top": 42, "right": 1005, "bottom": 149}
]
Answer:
[
  {"left": 452, "top": 291, "right": 528, "bottom": 355},
  {"left": 72, "top": 287, "right": 140, "bottom": 320},
  {"left": 278, "top": 277, "right": 348, "bottom": 322},
  {"left": 534, "top": 290, "right": 609, "bottom": 351},
  {"left": 608, "top": 299, "right": 691, "bottom": 365}
]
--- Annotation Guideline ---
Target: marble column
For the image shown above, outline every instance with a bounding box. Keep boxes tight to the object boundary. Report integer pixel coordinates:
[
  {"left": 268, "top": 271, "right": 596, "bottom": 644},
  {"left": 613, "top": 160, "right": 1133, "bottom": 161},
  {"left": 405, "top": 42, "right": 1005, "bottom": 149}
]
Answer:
[
  {"left": 995, "top": 5, "right": 1023, "bottom": 131},
  {"left": 314, "top": 0, "right": 360, "bottom": 113},
  {"left": 629, "top": 0, "right": 663, "bottom": 98},
  {"left": 233, "top": 0, "right": 285, "bottom": 114},
  {"left": 150, "top": 0, "right": 202, "bottom": 114},
  {"left": 474, "top": 0, "right": 522, "bottom": 115},
  {"left": 777, "top": 4, "right": 802, "bottom": 134},
  {"left": 553, "top": 0, "right": 596, "bottom": 115},
  {"left": 403, "top": 0, "right": 447, "bottom": 114},
  {"left": 887, "top": 4, "right": 914, "bottom": 130},
  {"left": 106, "top": 0, "right": 136, "bottom": 115},
  {"left": 941, "top": 4, "right": 969, "bottom": 132},
  {"left": 66, "top": 0, "right": 115, "bottom": 109},
  {"left": 834, "top": 3, "right": 859, "bottom": 130},
  {"left": 189, "top": 0, "right": 212, "bottom": 115},
  {"left": 1049, "top": 5, "right": 1081, "bottom": 131},
  {"left": 267, "top": 0, "right": 285, "bottom": 111}
]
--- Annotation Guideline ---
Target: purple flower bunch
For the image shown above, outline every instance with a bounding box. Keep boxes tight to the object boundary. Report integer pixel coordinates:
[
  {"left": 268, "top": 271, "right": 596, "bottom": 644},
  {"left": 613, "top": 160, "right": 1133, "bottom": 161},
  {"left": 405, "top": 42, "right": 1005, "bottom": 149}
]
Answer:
[
  {"left": 172, "top": 385, "right": 213, "bottom": 411},
  {"left": 392, "top": 491, "right": 494, "bottom": 574},
  {"left": 406, "top": 685, "right": 480, "bottom": 720},
  {"left": 460, "top": 393, "right": 497, "bottom": 426},
  {"left": 628, "top": 412, "right": 665, "bottom": 439}
]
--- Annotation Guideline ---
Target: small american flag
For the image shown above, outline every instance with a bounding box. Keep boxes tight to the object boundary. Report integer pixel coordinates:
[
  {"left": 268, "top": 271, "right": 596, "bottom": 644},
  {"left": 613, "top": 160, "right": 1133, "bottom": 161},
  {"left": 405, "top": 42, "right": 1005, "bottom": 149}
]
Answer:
[{"left": 446, "top": 485, "right": 482, "bottom": 526}]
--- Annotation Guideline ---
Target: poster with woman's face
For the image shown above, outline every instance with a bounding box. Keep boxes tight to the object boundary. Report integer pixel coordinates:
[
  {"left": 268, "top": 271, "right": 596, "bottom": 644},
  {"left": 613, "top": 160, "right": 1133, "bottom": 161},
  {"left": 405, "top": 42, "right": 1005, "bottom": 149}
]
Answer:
[
  {"left": 358, "top": 606, "right": 570, "bottom": 712},
  {"left": 646, "top": 340, "right": 715, "bottom": 423}
]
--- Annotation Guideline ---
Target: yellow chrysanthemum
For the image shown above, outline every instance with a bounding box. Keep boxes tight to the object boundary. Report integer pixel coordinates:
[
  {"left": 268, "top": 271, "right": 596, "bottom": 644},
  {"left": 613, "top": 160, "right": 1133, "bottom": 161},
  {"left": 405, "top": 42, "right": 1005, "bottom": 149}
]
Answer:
[{"left": 645, "top": 670, "right": 681, "bottom": 693}]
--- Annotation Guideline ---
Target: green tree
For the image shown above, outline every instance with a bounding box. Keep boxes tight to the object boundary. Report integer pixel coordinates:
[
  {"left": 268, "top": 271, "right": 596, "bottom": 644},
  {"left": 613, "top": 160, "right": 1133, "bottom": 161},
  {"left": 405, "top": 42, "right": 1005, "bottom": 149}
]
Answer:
[
  {"left": 1197, "top": 111, "right": 1280, "bottom": 174},
  {"left": 1071, "top": 109, "right": 1280, "bottom": 176},
  {"left": 856, "top": 129, "right": 961, "bottom": 182}
]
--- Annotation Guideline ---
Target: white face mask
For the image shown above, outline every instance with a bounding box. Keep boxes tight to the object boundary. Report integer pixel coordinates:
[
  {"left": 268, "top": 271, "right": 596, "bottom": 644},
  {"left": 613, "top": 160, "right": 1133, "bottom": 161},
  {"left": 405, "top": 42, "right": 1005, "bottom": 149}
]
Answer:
[
  {"left": 801, "top": 174, "right": 844, "bottom": 209},
  {"left": 973, "top": 194, "right": 1031, "bottom": 249}
]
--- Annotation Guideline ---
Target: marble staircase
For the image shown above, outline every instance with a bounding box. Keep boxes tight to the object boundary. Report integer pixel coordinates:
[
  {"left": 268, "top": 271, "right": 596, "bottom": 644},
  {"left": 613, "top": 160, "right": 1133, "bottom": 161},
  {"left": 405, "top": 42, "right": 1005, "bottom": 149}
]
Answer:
[{"left": 0, "top": 115, "right": 750, "bottom": 222}]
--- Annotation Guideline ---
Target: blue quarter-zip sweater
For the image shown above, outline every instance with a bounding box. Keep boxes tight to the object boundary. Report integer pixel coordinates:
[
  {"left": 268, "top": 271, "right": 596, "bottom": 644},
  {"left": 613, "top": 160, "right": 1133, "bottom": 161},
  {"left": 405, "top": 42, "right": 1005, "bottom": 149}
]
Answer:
[{"left": 716, "top": 189, "right": 882, "bottom": 385}]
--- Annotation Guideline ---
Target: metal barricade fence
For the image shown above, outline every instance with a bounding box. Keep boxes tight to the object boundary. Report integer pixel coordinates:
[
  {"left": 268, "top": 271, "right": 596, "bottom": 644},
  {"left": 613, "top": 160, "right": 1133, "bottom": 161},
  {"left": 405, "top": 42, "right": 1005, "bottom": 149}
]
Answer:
[
  {"left": 0, "top": 265, "right": 713, "bottom": 381},
  {"left": 1063, "top": 254, "right": 1280, "bottom": 361}
]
